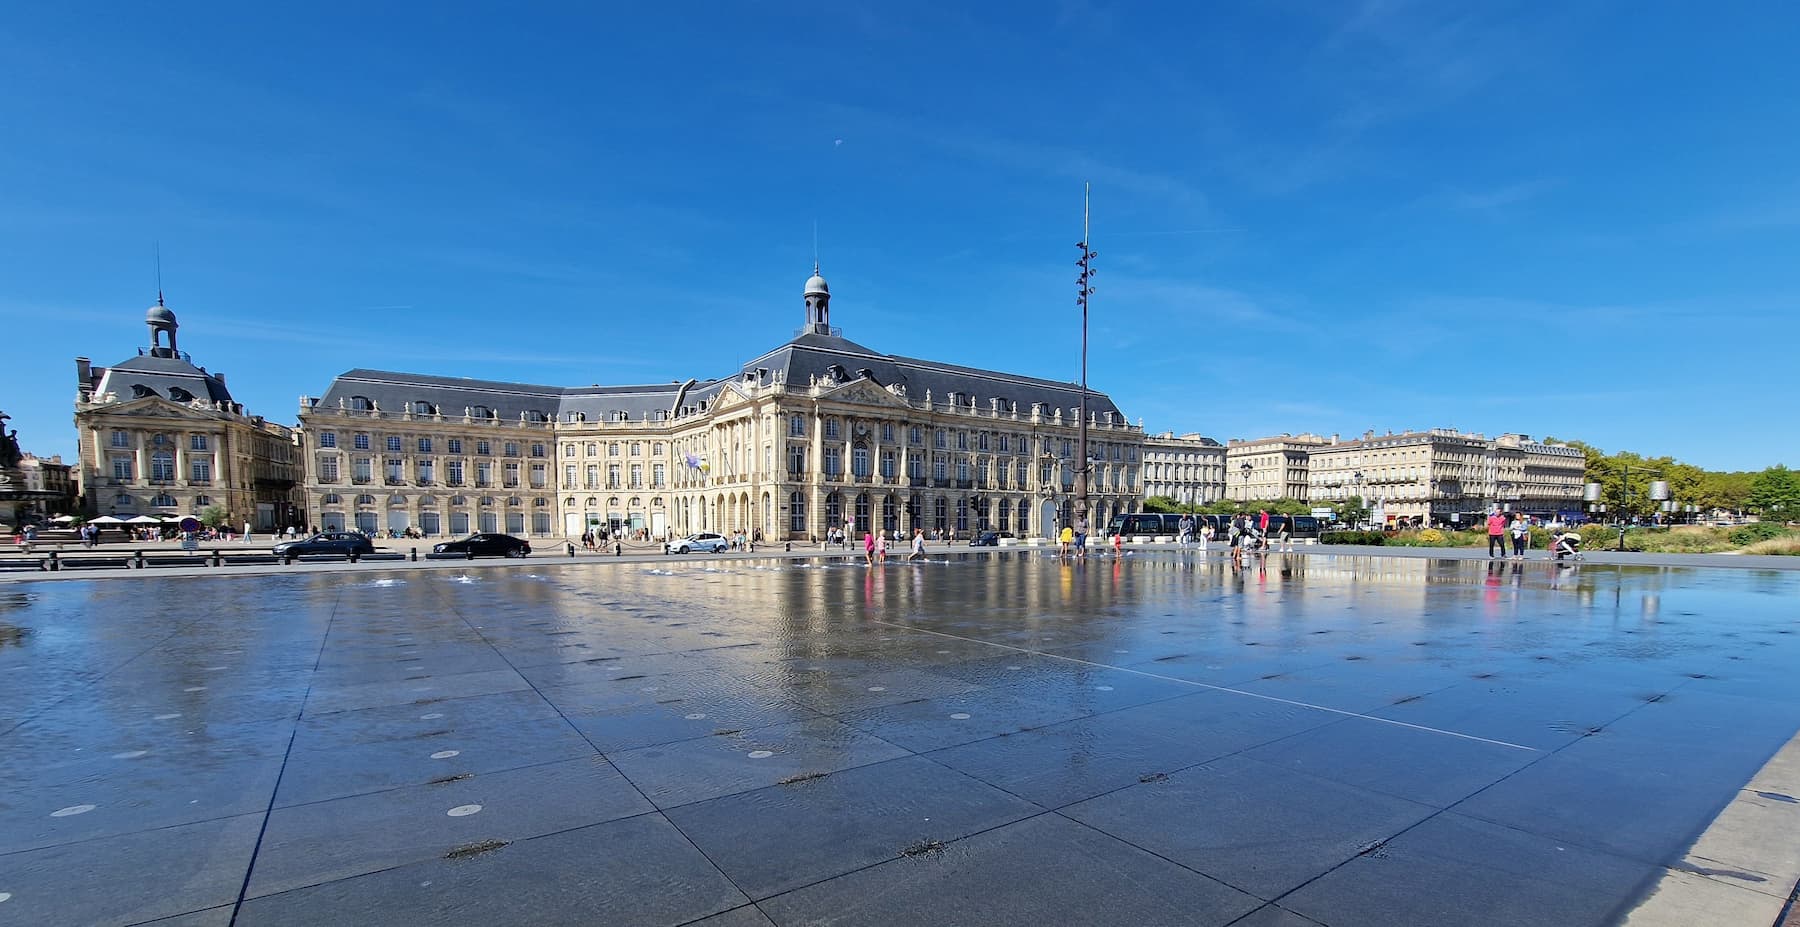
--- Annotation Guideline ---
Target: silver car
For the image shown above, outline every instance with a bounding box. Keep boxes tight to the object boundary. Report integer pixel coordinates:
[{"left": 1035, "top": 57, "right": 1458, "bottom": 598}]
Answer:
[{"left": 670, "top": 532, "right": 730, "bottom": 554}]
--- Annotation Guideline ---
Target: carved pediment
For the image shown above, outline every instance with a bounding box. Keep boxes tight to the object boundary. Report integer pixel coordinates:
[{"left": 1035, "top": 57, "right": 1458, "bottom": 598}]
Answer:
[{"left": 821, "top": 380, "right": 908, "bottom": 408}]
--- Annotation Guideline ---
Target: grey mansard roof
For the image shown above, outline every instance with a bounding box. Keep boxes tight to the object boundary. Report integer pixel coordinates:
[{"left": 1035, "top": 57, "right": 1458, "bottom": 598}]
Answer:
[
  {"left": 310, "top": 330, "right": 1126, "bottom": 425},
  {"left": 742, "top": 331, "right": 1124, "bottom": 419},
  {"left": 91, "top": 352, "right": 236, "bottom": 406}
]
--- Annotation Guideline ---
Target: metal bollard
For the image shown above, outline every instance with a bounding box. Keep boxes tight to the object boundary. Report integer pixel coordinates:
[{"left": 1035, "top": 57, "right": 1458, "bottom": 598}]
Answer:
[
  {"left": 133, "top": 549, "right": 145, "bottom": 569},
  {"left": 47, "top": 551, "right": 59, "bottom": 572},
  {"left": 614, "top": 542, "right": 622, "bottom": 557},
  {"left": 211, "top": 549, "right": 223, "bottom": 567},
  {"left": 785, "top": 542, "right": 791, "bottom": 552},
  {"left": 567, "top": 543, "right": 576, "bottom": 558},
  {"left": 411, "top": 547, "right": 419, "bottom": 562}
]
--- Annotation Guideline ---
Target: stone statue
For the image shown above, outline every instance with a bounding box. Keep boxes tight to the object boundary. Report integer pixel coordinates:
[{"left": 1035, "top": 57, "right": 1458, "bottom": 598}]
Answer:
[{"left": 0, "top": 412, "right": 20, "bottom": 470}]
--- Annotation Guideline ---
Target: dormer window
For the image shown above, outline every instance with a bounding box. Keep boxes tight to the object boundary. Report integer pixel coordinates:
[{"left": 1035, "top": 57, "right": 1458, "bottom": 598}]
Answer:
[
  {"left": 411, "top": 401, "right": 435, "bottom": 415},
  {"left": 168, "top": 386, "right": 194, "bottom": 402},
  {"left": 131, "top": 384, "right": 156, "bottom": 399},
  {"left": 350, "top": 396, "right": 373, "bottom": 411}
]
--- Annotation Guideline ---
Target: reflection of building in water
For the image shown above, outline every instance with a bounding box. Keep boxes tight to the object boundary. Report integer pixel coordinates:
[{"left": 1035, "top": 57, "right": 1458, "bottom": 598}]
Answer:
[{"left": 299, "top": 269, "right": 1144, "bottom": 541}]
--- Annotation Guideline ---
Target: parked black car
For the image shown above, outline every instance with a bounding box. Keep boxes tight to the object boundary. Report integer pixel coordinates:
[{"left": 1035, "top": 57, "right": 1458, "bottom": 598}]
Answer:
[
  {"left": 433, "top": 533, "right": 531, "bottom": 558},
  {"left": 273, "top": 532, "right": 375, "bottom": 558},
  {"left": 969, "top": 531, "right": 1013, "bottom": 547}
]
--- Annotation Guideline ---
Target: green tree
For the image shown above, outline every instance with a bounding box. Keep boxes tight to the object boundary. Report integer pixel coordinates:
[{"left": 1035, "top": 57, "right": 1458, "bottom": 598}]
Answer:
[
  {"left": 1334, "top": 494, "right": 1369, "bottom": 528},
  {"left": 200, "top": 506, "right": 229, "bottom": 529},
  {"left": 1142, "top": 495, "right": 1180, "bottom": 514},
  {"left": 1749, "top": 465, "right": 1800, "bottom": 522}
]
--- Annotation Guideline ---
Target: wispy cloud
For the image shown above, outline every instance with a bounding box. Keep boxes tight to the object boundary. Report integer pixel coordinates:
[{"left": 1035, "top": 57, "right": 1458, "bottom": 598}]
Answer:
[{"left": 1441, "top": 179, "right": 1557, "bottom": 212}]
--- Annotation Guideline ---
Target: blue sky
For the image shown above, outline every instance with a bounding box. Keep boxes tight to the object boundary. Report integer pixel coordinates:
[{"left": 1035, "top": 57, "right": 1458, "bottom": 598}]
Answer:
[{"left": 3, "top": 2, "right": 1795, "bottom": 471}]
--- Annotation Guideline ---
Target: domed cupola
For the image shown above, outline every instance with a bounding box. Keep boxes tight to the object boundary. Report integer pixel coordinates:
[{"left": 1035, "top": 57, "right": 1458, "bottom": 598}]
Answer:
[
  {"left": 803, "top": 264, "right": 831, "bottom": 334},
  {"left": 146, "top": 294, "right": 180, "bottom": 357}
]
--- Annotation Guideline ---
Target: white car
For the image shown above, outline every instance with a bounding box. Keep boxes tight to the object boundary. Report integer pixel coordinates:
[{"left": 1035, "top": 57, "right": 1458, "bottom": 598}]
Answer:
[{"left": 670, "top": 533, "right": 730, "bottom": 554}]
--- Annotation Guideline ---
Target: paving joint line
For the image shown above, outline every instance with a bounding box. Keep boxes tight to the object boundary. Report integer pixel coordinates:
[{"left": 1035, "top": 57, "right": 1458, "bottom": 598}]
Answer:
[
  {"left": 227, "top": 587, "right": 343, "bottom": 927},
  {"left": 867, "top": 617, "right": 1538, "bottom": 752}
]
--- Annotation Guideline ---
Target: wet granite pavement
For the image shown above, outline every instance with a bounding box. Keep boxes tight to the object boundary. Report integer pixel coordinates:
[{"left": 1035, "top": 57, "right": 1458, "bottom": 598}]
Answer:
[{"left": 1, "top": 551, "right": 1797, "bottom": 926}]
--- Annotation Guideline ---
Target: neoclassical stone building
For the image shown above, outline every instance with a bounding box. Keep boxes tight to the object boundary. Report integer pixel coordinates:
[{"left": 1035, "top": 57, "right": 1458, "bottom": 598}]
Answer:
[
  {"left": 297, "top": 268, "right": 1145, "bottom": 540},
  {"left": 1143, "top": 432, "right": 1226, "bottom": 506},
  {"left": 1308, "top": 429, "right": 1587, "bottom": 526},
  {"left": 74, "top": 300, "right": 302, "bottom": 528}
]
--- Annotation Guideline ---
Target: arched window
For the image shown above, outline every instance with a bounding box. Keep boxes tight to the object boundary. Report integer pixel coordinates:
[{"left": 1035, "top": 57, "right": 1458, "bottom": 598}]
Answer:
[
  {"left": 825, "top": 492, "right": 842, "bottom": 528},
  {"left": 449, "top": 495, "right": 466, "bottom": 506},
  {"left": 113, "top": 493, "right": 132, "bottom": 508},
  {"left": 151, "top": 493, "right": 178, "bottom": 507},
  {"left": 532, "top": 498, "right": 547, "bottom": 507},
  {"left": 355, "top": 494, "right": 376, "bottom": 506},
  {"left": 479, "top": 496, "right": 494, "bottom": 506},
  {"left": 419, "top": 495, "right": 436, "bottom": 507},
  {"left": 998, "top": 499, "right": 1011, "bottom": 532},
  {"left": 322, "top": 493, "right": 341, "bottom": 505}
]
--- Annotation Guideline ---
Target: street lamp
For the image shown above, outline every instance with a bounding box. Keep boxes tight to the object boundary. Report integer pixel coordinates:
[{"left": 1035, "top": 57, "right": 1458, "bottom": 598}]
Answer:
[{"left": 1074, "top": 185, "right": 1097, "bottom": 542}]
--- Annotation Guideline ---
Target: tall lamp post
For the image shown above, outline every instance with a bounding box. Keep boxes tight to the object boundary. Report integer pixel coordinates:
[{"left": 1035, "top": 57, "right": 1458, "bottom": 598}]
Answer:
[
  {"left": 1074, "top": 185, "right": 1096, "bottom": 542},
  {"left": 1586, "top": 462, "right": 1667, "bottom": 552},
  {"left": 1240, "top": 461, "right": 1253, "bottom": 508}
]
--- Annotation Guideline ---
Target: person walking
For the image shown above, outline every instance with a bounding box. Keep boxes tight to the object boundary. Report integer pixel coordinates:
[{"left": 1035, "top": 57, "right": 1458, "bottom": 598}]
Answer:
[
  {"left": 1510, "top": 513, "right": 1530, "bottom": 559},
  {"left": 1278, "top": 517, "right": 1293, "bottom": 552},
  {"left": 1198, "top": 521, "right": 1212, "bottom": 555},
  {"left": 1058, "top": 524, "right": 1073, "bottom": 557},
  {"left": 909, "top": 527, "right": 927, "bottom": 561},
  {"left": 876, "top": 530, "right": 888, "bottom": 564},
  {"left": 1112, "top": 530, "right": 1124, "bottom": 557},
  {"left": 1257, "top": 509, "right": 1270, "bottom": 544},
  {"left": 1178, "top": 513, "right": 1194, "bottom": 548},
  {"left": 863, "top": 530, "right": 876, "bottom": 565},
  {"left": 1486, "top": 509, "right": 1509, "bottom": 558}
]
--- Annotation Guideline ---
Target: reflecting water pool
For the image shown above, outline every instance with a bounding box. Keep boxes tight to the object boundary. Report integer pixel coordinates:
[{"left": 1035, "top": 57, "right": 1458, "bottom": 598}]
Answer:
[{"left": 1, "top": 552, "right": 1796, "bottom": 926}]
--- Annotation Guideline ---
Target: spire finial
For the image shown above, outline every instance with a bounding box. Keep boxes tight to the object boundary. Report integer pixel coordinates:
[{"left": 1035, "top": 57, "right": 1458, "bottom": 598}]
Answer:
[{"left": 155, "top": 241, "right": 164, "bottom": 306}]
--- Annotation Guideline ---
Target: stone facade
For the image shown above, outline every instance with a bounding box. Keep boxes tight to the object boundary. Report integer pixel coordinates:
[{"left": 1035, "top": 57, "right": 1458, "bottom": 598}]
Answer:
[
  {"left": 1143, "top": 432, "right": 1226, "bottom": 506},
  {"left": 296, "top": 269, "right": 1145, "bottom": 541},
  {"left": 18, "top": 453, "right": 77, "bottom": 516},
  {"left": 1307, "top": 429, "right": 1586, "bottom": 526},
  {"left": 1224, "top": 434, "right": 1331, "bottom": 502},
  {"left": 73, "top": 301, "right": 302, "bottom": 529}
]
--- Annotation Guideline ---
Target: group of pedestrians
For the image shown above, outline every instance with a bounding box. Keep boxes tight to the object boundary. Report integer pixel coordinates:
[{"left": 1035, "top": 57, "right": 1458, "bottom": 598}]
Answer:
[{"left": 1486, "top": 510, "right": 1534, "bottom": 558}]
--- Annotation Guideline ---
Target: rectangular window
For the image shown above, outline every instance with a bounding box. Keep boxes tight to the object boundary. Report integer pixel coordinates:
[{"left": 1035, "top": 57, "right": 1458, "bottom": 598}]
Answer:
[
  {"left": 476, "top": 462, "right": 492, "bottom": 486},
  {"left": 629, "top": 464, "right": 642, "bottom": 487},
  {"left": 630, "top": 443, "right": 641, "bottom": 457},
  {"left": 565, "top": 464, "right": 577, "bottom": 487},
  {"left": 191, "top": 459, "right": 211, "bottom": 482},
  {"left": 880, "top": 450, "right": 896, "bottom": 478},
  {"left": 530, "top": 443, "right": 545, "bottom": 458},
  {"left": 447, "top": 438, "right": 462, "bottom": 454},
  {"left": 852, "top": 447, "right": 870, "bottom": 477},
  {"left": 386, "top": 435, "right": 403, "bottom": 452},
  {"left": 112, "top": 457, "right": 133, "bottom": 480},
  {"left": 957, "top": 431, "right": 969, "bottom": 451},
  {"left": 653, "top": 464, "right": 666, "bottom": 487},
  {"left": 607, "top": 464, "right": 621, "bottom": 488},
  {"left": 503, "top": 462, "right": 520, "bottom": 486},
  {"left": 934, "top": 430, "right": 947, "bottom": 449},
  {"left": 320, "top": 457, "right": 339, "bottom": 482},
  {"left": 609, "top": 442, "right": 620, "bottom": 457},
  {"left": 190, "top": 434, "right": 209, "bottom": 451},
  {"left": 319, "top": 431, "right": 337, "bottom": 449},
  {"left": 476, "top": 440, "right": 491, "bottom": 456},
  {"left": 585, "top": 443, "right": 597, "bottom": 456},
  {"left": 933, "top": 457, "right": 948, "bottom": 480},
  {"left": 447, "top": 460, "right": 463, "bottom": 485},
  {"left": 386, "top": 458, "right": 404, "bottom": 482},
  {"left": 910, "top": 426, "right": 922, "bottom": 445},
  {"left": 881, "top": 423, "right": 895, "bottom": 443},
  {"left": 585, "top": 464, "right": 599, "bottom": 489},
  {"left": 111, "top": 430, "right": 130, "bottom": 448},
  {"left": 788, "top": 445, "right": 806, "bottom": 475},
  {"left": 825, "top": 418, "right": 840, "bottom": 439},
  {"left": 418, "top": 437, "right": 432, "bottom": 453},
  {"left": 957, "top": 460, "right": 970, "bottom": 482},
  {"left": 530, "top": 463, "right": 547, "bottom": 488},
  {"left": 354, "top": 433, "right": 371, "bottom": 450},
  {"left": 823, "top": 447, "right": 841, "bottom": 475},
  {"left": 504, "top": 442, "right": 520, "bottom": 457},
  {"left": 353, "top": 458, "right": 373, "bottom": 482},
  {"left": 908, "top": 454, "right": 924, "bottom": 478},
  {"left": 418, "top": 460, "right": 435, "bottom": 483},
  {"left": 790, "top": 416, "right": 806, "bottom": 437},
  {"left": 998, "top": 434, "right": 1010, "bottom": 453}
]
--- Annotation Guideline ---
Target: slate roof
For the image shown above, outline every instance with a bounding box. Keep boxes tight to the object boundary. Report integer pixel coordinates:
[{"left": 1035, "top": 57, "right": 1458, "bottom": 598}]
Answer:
[
  {"left": 92, "top": 352, "right": 237, "bottom": 406},
  {"left": 311, "top": 331, "right": 1126, "bottom": 425}
]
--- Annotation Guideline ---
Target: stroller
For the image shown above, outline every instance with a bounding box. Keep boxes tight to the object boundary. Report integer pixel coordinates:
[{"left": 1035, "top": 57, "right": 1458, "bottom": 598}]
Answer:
[{"left": 1552, "top": 531, "right": 1583, "bottom": 562}]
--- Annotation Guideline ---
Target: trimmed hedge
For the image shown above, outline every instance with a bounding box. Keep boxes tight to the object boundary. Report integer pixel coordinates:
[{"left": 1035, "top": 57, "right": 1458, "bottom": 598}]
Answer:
[{"left": 1321, "top": 531, "right": 1386, "bottom": 546}]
